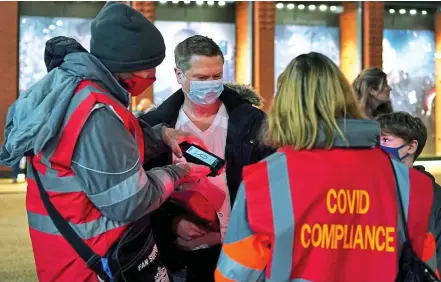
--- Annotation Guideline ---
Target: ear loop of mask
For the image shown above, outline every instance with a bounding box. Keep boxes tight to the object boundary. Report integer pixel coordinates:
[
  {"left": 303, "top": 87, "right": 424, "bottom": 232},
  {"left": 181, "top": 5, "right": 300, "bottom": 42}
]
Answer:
[
  {"left": 179, "top": 71, "right": 191, "bottom": 95},
  {"left": 399, "top": 143, "right": 410, "bottom": 161}
]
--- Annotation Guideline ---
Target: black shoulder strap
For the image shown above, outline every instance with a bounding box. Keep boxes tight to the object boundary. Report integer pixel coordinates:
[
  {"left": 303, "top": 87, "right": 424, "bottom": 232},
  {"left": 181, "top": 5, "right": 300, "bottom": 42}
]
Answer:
[{"left": 30, "top": 157, "right": 108, "bottom": 279}]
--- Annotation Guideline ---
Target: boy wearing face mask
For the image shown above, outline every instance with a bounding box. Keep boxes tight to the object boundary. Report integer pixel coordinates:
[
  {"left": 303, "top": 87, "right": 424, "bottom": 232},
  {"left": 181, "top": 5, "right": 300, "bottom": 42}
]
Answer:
[
  {"left": 376, "top": 111, "right": 441, "bottom": 274},
  {"left": 377, "top": 111, "right": 426, "bottom": 166},
  {"left": 139, "top": 35, "right": 275, "bottom": 281}
]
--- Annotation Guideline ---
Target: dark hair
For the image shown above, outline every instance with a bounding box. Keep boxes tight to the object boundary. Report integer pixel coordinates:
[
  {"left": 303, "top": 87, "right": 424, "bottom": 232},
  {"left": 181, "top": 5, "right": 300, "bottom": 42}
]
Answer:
[
  {"left": 375, "top": 111, "right": 427, "bottom": 160},
  {"left": 174, "top": 35, "right": 224, "bottom": 72},
  {"left": 353, "top": 68, "right": 392, "bottom": 119}
]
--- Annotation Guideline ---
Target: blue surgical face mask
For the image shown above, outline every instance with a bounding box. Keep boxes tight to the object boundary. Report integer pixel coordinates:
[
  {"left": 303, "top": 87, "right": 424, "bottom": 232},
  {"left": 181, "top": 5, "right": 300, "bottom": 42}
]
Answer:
[
  {"left": 182, "top": 74, "right": 224, "bottom": 105},
  {"left": 380, "top": 144, "right": 409, "bottom": 161}
]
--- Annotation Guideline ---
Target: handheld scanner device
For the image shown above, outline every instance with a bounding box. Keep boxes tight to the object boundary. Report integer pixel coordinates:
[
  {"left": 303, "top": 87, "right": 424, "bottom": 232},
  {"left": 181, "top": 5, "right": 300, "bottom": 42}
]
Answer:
[{"left": 179, "top": 142, "right": 225, "bottom": 177}]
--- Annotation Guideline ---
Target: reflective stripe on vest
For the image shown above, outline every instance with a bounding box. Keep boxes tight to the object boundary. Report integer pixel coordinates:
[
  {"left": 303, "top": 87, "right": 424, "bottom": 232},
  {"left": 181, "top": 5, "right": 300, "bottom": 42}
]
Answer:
[
  {"left": 26, "top": 210, "right": 124, "bottom": 240},
  {"left": 221, "top": 149, "right": 435, "bottom": 281},
  {"left": 26, "top": 80, "right": 144, "bottom": 239},
  {"left": 266, "top": 153, "right": 294, "bottom": 281},
  {"left": 217, "top": 250, "right": 265, "bottom": 282},
  {"left": 50, "top": 81, "right": 144, "bottom": 174},
  {"left": 30, "top": 83, "right": 104, "bottom": 171},
  {"left": 216, "top": 181, "right": 270, "bottom": 281}
]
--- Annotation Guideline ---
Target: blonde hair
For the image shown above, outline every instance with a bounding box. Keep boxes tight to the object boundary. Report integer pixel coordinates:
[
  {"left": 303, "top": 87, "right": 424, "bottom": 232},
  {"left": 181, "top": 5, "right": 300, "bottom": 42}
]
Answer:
[
  {"left": 276, "top": 72, "right": 284, "bottom": 90},
  {"left": 266, "top": 52, "right": 365, "bottom": 150}
]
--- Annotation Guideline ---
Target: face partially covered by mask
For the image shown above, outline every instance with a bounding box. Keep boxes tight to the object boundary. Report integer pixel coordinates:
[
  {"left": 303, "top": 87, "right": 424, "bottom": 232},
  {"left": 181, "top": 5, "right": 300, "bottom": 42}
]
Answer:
[
  {"left": 119, "top": 69, "right": 156, "bottom": 97},
  {"left": 380, "top": 144, "right": 409, "bottom": 161},
  {"left": 185, "top": 78, "right": 224, "bottom": 105},
  {"left": 123, "top": 75, "right": 156, "bottom": 97},
  {"left": 379, "top": 133, "right": 417, "bottom": 162},
  {"left": 175, "top": 55, "right": 225, "bottom": 106}
]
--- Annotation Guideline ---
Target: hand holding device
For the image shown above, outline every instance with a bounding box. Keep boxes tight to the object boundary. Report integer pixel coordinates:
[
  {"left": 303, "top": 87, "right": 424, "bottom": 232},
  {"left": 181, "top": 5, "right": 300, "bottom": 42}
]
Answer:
[
  {"left": 162, "top": 127, "right": 207, "bottom": 158},
  {"left": 176, "top": 163, "right": 211, "bottom": 184},
  {"left": 179, "top": 142, "right": 225, "bottom": 177}
]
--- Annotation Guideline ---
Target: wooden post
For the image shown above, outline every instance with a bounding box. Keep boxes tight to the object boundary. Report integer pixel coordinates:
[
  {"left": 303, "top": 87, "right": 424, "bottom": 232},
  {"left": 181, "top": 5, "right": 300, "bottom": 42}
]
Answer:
[
  {"left": 363, "top": 1, "right": 384, "bottom": 68},
  {"left": 253, "top": 1, "right": 275, "bottom": 112},
  {"left": 131, "top": 1, "right": 156, "bottom": 107},
  {"left": 340, "top": 2, "right": 360, "bottom": 83},
  {"left": 0, "top": 2, "right": 18, "bottom": 173},
  {"left": 235, "top": 1, "right": 252, "bottom": 85}
]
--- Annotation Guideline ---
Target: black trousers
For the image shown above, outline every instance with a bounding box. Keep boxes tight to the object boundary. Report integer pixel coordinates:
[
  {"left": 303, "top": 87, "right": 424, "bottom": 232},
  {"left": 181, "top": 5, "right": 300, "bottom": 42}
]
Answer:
[{"left": 184, "top": 245, "right": 222, "bottom": 282}]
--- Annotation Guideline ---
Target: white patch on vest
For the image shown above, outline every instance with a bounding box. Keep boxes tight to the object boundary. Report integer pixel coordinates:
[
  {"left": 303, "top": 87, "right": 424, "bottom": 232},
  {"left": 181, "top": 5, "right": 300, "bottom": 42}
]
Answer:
[
  {"left": 137, "top": 244, "right": 158, "bottom": 272},
  {"left": 154, "top": 266, "right": 170, "bottom": 282},
  {"left": 90, "top": 103, "right": 124, "bottom": 123},
  {"left": 91, "top": 103, "right": 106, "bottom": 111},
  {"left": 92, "top": 103, "right": 124, "bottom": 122},
  {"left": 105, "top": 104, "right": 124, "bottom": 123}
]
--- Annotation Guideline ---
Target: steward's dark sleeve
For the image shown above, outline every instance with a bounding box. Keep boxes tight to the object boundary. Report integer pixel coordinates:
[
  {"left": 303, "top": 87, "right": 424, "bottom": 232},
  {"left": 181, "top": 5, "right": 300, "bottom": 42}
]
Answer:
[{"left": 138, "top": 118, "right": 169, "bottom": 162}]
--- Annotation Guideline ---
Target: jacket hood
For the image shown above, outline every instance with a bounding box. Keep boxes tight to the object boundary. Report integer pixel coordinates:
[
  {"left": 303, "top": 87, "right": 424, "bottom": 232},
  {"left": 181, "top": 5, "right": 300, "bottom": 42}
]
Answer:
[
  {"left": 0, "top": 37, "right": 129, "bottom": 166},
  {"left": 48, "top": 36, "right": 130, "bottom": 104},
  {"left": 61, "top": 53, "right": 130, "bottom": 104},
  {"left": 45, "top": 36, "right": 88, "bottom": 72},
  {"left": 316, "top": 119, "right": 380, "bottom": 148},
  {"left": 223, "top": 82, "right": 264, "bottom": 108}
]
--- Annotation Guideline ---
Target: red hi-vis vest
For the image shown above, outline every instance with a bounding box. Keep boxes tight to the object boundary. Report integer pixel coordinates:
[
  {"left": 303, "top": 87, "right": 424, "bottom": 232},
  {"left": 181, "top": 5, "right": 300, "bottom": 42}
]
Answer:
[
  {"left": 26, "top": 80, "right": 144, "bottom": 282},
  {"left": 215, "top": 147, "right": 438, "bottom": 282}
]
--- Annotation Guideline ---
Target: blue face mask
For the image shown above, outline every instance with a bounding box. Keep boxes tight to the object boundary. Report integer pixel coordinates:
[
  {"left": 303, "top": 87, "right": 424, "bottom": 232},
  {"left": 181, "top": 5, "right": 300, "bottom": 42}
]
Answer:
[
  {"left": 184, "top": 78, "right": 224, "bottom": 105},
  {"left": 380, "top": 144, "right": 409, "bottom": 161}
]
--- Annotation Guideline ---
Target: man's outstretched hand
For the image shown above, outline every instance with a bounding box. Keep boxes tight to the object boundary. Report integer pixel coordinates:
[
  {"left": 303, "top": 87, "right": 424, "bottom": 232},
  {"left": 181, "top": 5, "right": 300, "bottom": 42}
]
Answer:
[
  {"left": 162, "top": 127, "right": 207, "bottom": 158},
  {"left": 176, "top": 163, "right": 211, "bottom": 184},
  {"left": 175, "top": 232, "right": 222, "bottom": 251},
  {"left": 172, "top": 217, "right": 208, "bottom": 241}
]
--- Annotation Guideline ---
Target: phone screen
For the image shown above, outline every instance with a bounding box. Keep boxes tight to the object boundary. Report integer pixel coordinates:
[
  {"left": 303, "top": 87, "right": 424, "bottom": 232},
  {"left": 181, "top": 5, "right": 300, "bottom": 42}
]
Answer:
[{"left": 186, "top": 146, "right": 217, "bottom": 166}]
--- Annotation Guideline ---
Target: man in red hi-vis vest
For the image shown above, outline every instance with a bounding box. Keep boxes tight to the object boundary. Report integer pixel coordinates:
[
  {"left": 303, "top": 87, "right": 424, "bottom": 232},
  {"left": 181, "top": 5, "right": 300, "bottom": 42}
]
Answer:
[
  {"left": 215, "top": 52, "right": 440, "bottom": 282},
  {"left": 0, "top": 2, "right": 211, "bottom": 281}
]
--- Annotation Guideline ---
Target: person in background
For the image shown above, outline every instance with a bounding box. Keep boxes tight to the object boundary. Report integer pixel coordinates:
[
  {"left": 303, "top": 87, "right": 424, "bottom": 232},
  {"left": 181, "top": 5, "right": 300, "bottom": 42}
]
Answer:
[
  {"left": 154, "top": 27, "right": 198, "bottom": 102},
  {"left": 376, "top": 111, "right": 441, "bottom": 274},
  {"left": 139, "top": 35, "right": 274, "bottom": 281},
  {"left": 216, "top": 52, "right": 439, "bottom": 281},
  {"left": 376, "top": 111, "right": 426, "bottom": 166},
  {"left": 0, "top": 3, "right": 211, "bottom": 281},
  {"left": 353, "top": 67, "right": 393, "bottom": 119},
  {"left": 11, "top": 161, "right": 21, "bottom": 183},
  {"left": 134, "top": 97, "right": 153, "bottom": 117}
]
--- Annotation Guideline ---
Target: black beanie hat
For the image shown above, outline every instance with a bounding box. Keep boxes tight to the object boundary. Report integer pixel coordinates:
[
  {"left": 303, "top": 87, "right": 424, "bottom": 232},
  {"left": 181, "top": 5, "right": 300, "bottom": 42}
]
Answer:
[{"left": 90, "top": 1, "right": 165, "bottom": 73}]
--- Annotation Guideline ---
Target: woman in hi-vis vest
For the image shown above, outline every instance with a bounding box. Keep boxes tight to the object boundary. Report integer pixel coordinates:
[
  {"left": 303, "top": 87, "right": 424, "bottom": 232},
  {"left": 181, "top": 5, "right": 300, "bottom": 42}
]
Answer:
[{"left": 215, "top": 52, "right": 439, "bottom": 282}]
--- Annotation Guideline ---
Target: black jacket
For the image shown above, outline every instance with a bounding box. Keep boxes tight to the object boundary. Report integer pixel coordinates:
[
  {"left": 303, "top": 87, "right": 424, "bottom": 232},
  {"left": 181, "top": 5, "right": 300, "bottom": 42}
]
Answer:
[
  {"left": 414, "top": 165, "right": 441, "bottom": 274},
  {"left": 138, "top": 84, "right": 275, "bottom": 272},
  {"left": 139, "top": 84, "right": 274, "bottom": 203}
]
